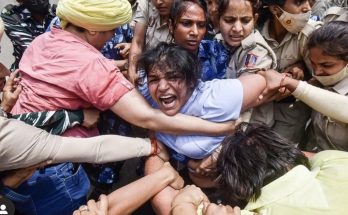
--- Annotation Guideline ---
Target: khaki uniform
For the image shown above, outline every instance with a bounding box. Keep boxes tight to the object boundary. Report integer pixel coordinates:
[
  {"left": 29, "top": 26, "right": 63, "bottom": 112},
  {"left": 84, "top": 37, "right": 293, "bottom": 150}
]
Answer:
[
  {"left": 322, "top": 6, "right": 348, "bottom": 23},
  {"left": 260, "top": 19, "right": 322, "bottom": 143},
  {"left": 303, "top": 77, "right": 348, "bottom": 152},
  {"left": 225, "top": 30, "right": 277, "bottom": 126},
  {"left": 0, "top": 114, "right": 151, "bottom": 171},
  {"left": 312, "top": 0, "right": 347, "bottom": 18},
  {"left": 133, "top": 0, "right": 172, "bottom": 50}
]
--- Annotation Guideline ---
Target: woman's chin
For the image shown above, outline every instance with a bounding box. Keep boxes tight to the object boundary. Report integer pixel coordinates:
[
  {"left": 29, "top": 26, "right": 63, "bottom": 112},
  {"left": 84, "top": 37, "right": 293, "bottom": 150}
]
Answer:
[{"left": 188, "top": 172, "right": 216, "bottom": 188}]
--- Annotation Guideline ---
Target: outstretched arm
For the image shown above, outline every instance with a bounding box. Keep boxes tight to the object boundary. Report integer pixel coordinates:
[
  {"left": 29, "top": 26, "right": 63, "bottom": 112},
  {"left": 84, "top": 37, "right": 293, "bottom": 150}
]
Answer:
[
  {"left": 0, "top": 117, "right": 154, "bottom": 171},
  {"left": 259, "top": 69, "right": 348, "bottom": 123},
  {"left": 238, "top": 74, "right": 267, "bottom": 112},
  {"left": 111, "top": 89, "right": 235, "bottom": 136},
  {"left": 106, "top": 162, "right": 184, "bottom": 215}
]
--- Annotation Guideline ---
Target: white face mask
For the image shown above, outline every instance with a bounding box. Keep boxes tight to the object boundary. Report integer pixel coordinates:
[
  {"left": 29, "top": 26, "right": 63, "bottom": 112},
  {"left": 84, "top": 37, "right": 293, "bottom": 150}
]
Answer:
[
  {"left": 276, "top": 7, "right": 311, "bottom": 34},
  {"left": 314, "top": 64, "right": 348, "bottom": 86}
]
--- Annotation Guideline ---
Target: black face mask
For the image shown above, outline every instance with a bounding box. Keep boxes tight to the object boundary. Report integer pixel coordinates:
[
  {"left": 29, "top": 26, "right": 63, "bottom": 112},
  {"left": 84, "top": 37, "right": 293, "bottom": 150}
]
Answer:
[{"left": 23, "top": 0, "right": 49, "bottom": 15}]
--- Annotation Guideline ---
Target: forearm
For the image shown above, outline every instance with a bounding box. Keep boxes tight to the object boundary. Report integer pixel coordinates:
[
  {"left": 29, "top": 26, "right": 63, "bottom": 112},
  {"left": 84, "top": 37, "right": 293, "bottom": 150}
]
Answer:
[
  {"left": 55, "top": 135, "right": 152, "bottom": 163},
  {"left": 239, "top": 74, "right": 267, "bottom": 111},
  {"left": 128, "top": 40, "right": 142, "bottom": 73},
  {"left": 292, "top": 81, "right": 348, "bottom": 123},
  {"left": 112, "top": 89, "right": 233, "bottom": 135},
  {"left": 107, "top": 167, "right": 174, "bottom": 215},
  {"left": 171, "top": 203, "right": 197, "bottom": 215},
  {"left": 0, "top": 117, "right": 151, "bottom": 171},
  {"left": 128, "top": 32, "right": 145, "bottom": 74}
]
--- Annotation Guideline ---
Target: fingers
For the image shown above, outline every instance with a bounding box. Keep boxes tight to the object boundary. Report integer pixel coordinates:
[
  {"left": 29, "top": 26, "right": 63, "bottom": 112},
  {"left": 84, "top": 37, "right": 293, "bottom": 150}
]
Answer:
[
  {"left": 77, "top": 205, "right": 90, "bottom": 214},
  {"left": 114, "top": 43, "right": 125, "bottom": 49},
  {"left": 233, "top": 206, "right": 241, "bottom": 215},
  {"left": 87, "top": 199, "right": 97, "bottom": 212},
  {"left": 115, "top": 43, "right": 131, "bottom": 58},
  {"left": 3, "top": 71, "right": 19, "bottom": 91},
  {"left": 98, "top": 194, "right": 108, "bottom": 213},
  {"left": 72, "top": 210, "right": 80, "bottom": 215},
  {"left": 13, "top": 84, "right": 22, "bottom": 97},
  {"left": 204, "top": 203, "right": 236, "bottom": 215}
]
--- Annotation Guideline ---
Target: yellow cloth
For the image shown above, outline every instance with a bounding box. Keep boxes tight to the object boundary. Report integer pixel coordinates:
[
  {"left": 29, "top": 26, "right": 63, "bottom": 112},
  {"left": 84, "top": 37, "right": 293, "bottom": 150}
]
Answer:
[
  {"left": 56, "top": 0, "right": 132, "bottom": 31},
  {"left": 242, "top": 150, "right": 348, "bottom": 215}
]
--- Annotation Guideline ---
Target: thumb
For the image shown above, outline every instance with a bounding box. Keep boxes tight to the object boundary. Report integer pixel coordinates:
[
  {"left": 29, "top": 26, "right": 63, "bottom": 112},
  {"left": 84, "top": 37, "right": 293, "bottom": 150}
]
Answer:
[{"left": 115, "top": 43, "right": 124, "bottom": 49}]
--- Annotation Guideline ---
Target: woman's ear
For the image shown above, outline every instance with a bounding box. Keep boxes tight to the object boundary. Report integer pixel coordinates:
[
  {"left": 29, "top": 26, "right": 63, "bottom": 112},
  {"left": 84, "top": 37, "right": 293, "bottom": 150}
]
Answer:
[
  {"left": 269, "top": 5, "right": 281, "bottom": 16},
  {"left": 254, "top": 13, "right": 259, "bottom": 25}
]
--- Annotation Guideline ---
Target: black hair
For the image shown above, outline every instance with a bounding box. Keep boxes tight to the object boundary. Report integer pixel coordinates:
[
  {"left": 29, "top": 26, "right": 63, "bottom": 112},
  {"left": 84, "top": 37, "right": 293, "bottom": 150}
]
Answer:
[
  {"left": 307, "top": 21, "right": 348, "bottom": 62},
  {"left": 137, "top": 42, "right": 199, "bottom": 89},
  {"left": 257, "top": 0, "right": 286, "bottom": 28},
  {"left": 218, "top": 0, "right": 262, "bottom": 19},
  {"left": 170, "top": 0, "right": 206, "bottom": 29},
  {"left": 216, "top": 123, "right": 309, "bottom": 207}
]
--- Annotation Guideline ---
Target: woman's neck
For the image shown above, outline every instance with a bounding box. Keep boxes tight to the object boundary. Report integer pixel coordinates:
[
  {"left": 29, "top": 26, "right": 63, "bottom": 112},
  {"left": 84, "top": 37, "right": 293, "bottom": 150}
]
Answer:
[
  {"left": 160, "top": 15, "right": 169, "bottom": 25},
  {"left": 269, "top": 17, "right": 288, "bottom": 43},
  {"left": 64, "top": 25, "right": 89, "bottom": 43},
  {"left": 211, "top": 18, "right": 219, "bottom": 33}
]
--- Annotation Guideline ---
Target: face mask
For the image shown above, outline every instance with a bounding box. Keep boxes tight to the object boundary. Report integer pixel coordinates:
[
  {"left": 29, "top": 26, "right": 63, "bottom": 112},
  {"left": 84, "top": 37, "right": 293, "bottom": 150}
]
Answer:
[
  {"left": 276, "top": 7, "right": 311, "bottom": 34},
  {"left": 23, "top": 0, "right": 49, "bottom": 15},
  {"left": 314, "top": 64, "right": 348, "bottom": 86}
]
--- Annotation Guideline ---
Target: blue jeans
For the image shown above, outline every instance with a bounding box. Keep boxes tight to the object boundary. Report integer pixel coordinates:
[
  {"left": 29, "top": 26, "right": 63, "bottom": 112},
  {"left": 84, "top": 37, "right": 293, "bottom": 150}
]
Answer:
[{"left": 0, "top": 163, "right": 90, "bottom": 215}]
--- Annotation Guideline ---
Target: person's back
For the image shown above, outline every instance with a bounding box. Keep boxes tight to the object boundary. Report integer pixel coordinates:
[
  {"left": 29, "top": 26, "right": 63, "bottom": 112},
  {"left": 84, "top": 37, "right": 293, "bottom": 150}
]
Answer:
[
  {"left": 244, "top": 150, "right": 348, "bottom": 215},
  {"left": 1, "top": 0, "right": 55, "bottom": 71},
  {"left": 216, "top": 123, "right": 348, "bottom": 215}
]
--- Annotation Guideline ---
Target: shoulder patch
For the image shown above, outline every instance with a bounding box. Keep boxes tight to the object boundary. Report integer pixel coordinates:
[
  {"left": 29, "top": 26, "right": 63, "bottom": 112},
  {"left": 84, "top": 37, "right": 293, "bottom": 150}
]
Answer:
[{"left": 245, "top": 53, "right": 258, "bottom": 68}]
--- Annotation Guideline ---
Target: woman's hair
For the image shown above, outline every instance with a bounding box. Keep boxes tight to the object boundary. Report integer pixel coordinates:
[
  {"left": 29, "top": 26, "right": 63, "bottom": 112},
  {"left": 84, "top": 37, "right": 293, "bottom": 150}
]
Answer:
[
  {"left": 307, "top": 21, "right": 348, "bottom": 62},
  {"left": 170, "top": 0, "right": 206, "bottom": 29},
  {"left": 216, "top": 123, "right": 309, "bottom": 207},
  {"left": 257, "top": 0, "right": 308, "bottom": 27},
  {"left": 257, "top": 0, "right": 286, "bottom": 27},
  {"left": 218, "top": 0, "right": 262, "bottom": 19},
  {"left": 137, "top": 42, "right": 199, "bottom": 88}
]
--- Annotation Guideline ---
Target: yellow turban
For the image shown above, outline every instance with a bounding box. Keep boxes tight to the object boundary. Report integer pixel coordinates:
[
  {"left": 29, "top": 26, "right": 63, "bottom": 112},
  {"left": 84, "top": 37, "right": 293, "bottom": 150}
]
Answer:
[{"left": 56, "top": 0, "right": 132, "bottom": 31}]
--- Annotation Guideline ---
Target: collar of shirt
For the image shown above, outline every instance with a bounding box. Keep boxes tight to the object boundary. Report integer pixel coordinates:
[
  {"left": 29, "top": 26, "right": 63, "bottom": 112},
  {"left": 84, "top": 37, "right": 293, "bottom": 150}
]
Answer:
[
  {"left": 331, "top": 77, "right": 348, "bottom": 95},
  {"left": 260, "top": 19, "right": 294, "bottom": 48}
]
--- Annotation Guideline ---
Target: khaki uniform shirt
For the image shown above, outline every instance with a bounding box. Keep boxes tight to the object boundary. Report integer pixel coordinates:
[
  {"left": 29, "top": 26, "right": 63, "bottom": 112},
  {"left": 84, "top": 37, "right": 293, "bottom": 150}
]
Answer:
[
  {"left": 225, "top": 30, "right": 277, "bottom": 126},
  {"left": 322, "top": 6, "right": 348, "bottom": 23},
  {"left": 260, "top": 19, "right": 322, "bottom": 143},
  {"left": 226, "top": 29, "right": 277, "bottom": 78},
  {"left": 260, "top": 19, "right": 321, "bottom": 73},
  {"left": 305, "top": 77, "right": 348, "bottom": 152},
  {"left": 133, "top": 0, "right": 172, "bottom": 50}
]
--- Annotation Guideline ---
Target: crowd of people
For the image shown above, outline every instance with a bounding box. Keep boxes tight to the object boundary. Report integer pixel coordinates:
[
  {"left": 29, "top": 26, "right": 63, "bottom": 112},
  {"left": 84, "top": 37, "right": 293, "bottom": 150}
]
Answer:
[{"left": 0, "top": 0, "right": 347, "bottom": 214}]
